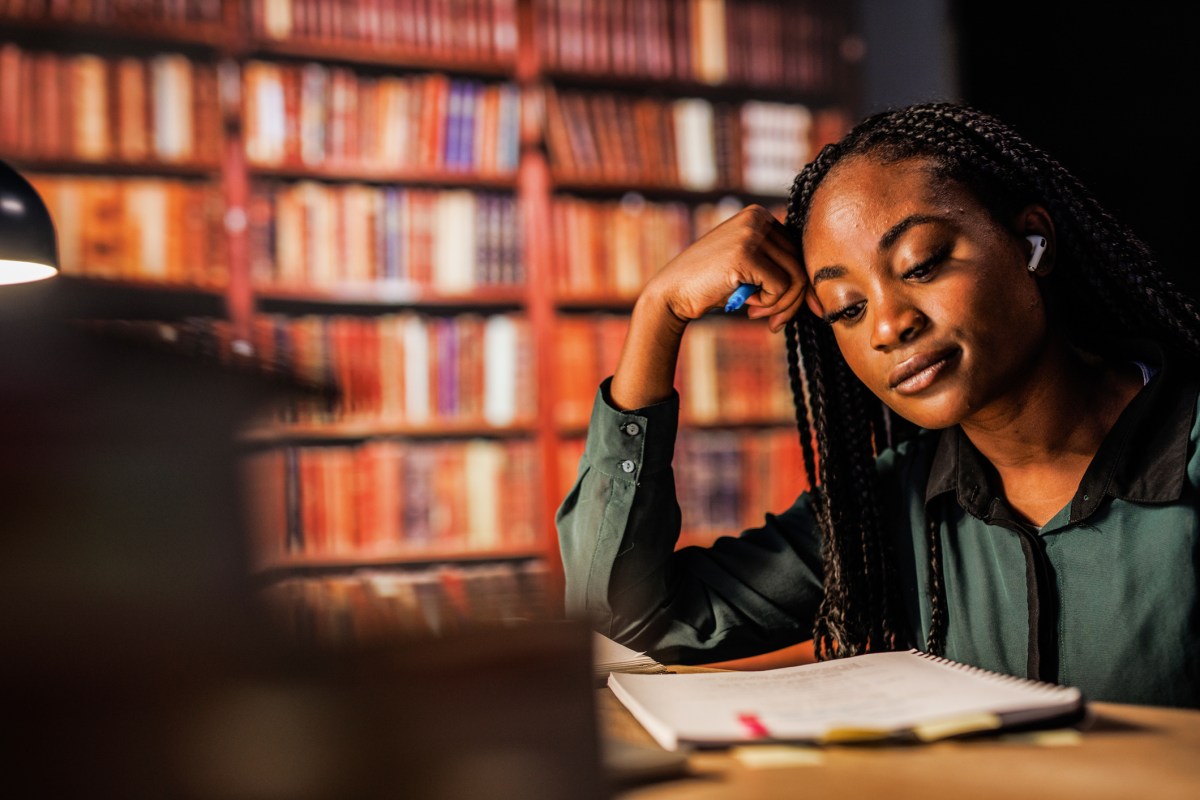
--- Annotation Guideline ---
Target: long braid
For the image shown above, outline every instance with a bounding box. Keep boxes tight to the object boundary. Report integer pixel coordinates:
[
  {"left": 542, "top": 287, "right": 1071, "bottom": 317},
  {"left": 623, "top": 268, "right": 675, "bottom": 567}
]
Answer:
[
  {"left": 924, "top": 514, "right": 948, "bottom": 655},
  {"left": 784, "top": 318, "right": 817, "bottom": 498},
  {"left": 782, "top": 102, "right": 1200, "bottom": 660}
]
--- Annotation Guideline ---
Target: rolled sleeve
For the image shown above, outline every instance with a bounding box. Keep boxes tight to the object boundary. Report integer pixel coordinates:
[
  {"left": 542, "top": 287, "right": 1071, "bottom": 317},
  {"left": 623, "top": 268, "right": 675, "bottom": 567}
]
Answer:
[{"left": 557, "top": 378, "right": 682, "bottom": 627}]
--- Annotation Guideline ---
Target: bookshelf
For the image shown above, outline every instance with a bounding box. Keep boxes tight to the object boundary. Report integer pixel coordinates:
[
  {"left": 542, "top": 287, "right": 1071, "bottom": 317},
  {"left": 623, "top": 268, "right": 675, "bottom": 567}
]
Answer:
[
  {"left": 533, "top": 0, "right": 856, "bottom": 554},
  {"left": 0, "top": 0, "right": 861, "bottom": 646}
]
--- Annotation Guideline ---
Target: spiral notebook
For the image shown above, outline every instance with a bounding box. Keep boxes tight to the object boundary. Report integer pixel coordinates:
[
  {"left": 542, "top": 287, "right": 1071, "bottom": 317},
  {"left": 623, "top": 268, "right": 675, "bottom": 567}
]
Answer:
[{"left": 608, "top": 649, "right": 1086, "bottom": 750}]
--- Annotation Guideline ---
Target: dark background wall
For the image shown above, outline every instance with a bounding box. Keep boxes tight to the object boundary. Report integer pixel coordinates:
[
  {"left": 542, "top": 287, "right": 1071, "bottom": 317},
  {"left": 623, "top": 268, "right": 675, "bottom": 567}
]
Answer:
[
  {"left": 858, "top": 1, "right": 1197, "bottom": 300},
  {"left": 952, "top": 3, "right": 1197, "bottom": 299}
]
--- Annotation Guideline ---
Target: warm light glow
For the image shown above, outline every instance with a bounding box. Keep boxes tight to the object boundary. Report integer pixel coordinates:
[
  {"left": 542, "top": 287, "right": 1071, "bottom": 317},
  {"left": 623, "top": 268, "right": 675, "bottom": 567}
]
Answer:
[{"left": 0, "top": 259, "right": 58, "bottom": 285}]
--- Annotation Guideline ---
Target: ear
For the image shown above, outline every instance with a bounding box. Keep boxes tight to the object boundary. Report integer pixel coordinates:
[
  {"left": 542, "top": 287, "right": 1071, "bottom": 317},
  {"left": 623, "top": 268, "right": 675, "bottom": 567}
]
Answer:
[{"left": 1016, "top": 205, "right": 1056, "bottom": 276}]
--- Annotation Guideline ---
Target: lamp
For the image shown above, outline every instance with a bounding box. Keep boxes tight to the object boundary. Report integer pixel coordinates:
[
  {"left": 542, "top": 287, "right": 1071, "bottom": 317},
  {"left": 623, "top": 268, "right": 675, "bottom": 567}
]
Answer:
[{"left": 0, "top": 159, "right": 59, "bottom": 285}]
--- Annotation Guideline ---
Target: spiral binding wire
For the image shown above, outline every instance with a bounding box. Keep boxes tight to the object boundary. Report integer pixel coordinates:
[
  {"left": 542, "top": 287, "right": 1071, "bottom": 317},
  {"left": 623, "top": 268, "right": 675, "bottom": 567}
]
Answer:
[{"left": 908, "top": 649, "right": 1078, "bottom": 696}]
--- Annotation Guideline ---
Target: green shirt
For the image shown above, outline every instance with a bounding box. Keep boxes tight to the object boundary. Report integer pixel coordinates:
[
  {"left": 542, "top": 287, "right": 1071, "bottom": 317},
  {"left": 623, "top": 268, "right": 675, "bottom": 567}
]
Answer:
[{"left": 556, "top": 349, "right": 1200, "bottom": 708}]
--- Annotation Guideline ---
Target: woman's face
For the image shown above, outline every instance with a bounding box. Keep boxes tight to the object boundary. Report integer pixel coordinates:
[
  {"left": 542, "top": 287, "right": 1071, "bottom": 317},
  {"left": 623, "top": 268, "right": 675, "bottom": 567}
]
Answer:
[{"left": 801, "top": 155, "right": 1051, "bottom": 430}]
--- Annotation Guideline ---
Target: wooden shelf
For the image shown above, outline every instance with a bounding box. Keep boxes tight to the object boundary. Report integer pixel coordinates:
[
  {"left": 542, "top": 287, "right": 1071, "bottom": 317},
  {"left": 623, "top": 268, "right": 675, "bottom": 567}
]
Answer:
[
  {"left": 241, "top": 419, "right": 539, "bottom": 444},
  {"left": 549, "top": 174, "right": 789, "bottom": 203},
  {"left": 248, "top": 163, "right": 518, "bottom": 188},
  {"left": 52, "top": 276, "right": 229, "bottom": 320},
  {"left": 56, "top": 274, "right": 227, "bottom": 293},
  {"left": 542, "top": 68, "right": 845, "bottom": 107},
  {"left": 6, "top": 156, "right": 222, "bottom": 178},
  {"left": 249, "top": 37, "right": 517, "bottom": 77},
  {"left": 253, "top": 283, "right": 527, "bottom": 310},
  {"left": 252, "top": 547, "right": 544, "bottom": 577},
  {"left": 554, "top": 294, "right": 637, "bottom": 311},
  {"left": 557, "top": 415, "right": 796, "bottom": 438},
  {"left": 0, "top": 16, "right": 231, "bottom": 53}
]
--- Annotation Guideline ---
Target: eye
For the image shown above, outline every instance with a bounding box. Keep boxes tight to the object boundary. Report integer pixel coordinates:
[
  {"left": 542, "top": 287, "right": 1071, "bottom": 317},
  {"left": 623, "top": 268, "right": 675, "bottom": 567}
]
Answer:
[
  {"left": 824, "top": 300, "right": 866, "bottom": 326},
  {"left": 901, "top": 243, "right": 952, "bottom": 282}
]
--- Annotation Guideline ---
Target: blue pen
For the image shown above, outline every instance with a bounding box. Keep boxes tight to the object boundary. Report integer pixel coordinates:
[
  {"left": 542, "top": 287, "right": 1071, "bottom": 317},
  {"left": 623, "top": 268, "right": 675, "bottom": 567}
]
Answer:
[{"left": 724, "top": 283, "right": 758, "bottom": 313}]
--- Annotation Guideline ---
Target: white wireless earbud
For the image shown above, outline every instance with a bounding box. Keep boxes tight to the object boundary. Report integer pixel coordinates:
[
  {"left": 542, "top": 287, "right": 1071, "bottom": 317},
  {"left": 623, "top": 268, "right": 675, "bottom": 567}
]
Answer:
[{"left": 1025, "top": 235, "right": 1047, "bottom": 273}]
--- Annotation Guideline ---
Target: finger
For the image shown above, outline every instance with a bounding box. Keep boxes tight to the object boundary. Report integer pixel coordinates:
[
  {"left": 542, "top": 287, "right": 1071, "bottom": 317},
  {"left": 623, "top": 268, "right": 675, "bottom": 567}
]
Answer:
[
  {"left": 756, "top": 233, "right": 804, "bottom": 281},
  {"left": 738, "top": 262, "right": 792, "bottom": 315},
  {"left": 804, "top": 290, "right": 826, "bottom": 319},
  {"left": 746, "top": 239, "right": 806, "bottom": 315},
  {"left": 768, "top": 293, "right": 808, "bottom": 332},
  {"left": 765, "top": 218, "right": 800, "bottom": 257}
]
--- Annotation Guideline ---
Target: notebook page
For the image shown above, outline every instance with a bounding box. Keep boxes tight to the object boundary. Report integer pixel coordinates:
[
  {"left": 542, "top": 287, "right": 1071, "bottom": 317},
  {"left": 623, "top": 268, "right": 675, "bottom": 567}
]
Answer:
[{"left": 609, "top": 649, "right": 1081, "bottom": 746}]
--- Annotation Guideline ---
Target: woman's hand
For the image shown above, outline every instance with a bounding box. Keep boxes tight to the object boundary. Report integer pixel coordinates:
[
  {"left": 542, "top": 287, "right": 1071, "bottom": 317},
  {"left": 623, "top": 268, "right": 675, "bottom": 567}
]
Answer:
[
  {"left": 608, "top": 205, "right": 809, "bottom": 410},
  {"left": 643, "top": 204, "right": 808, "bottom": 333}
]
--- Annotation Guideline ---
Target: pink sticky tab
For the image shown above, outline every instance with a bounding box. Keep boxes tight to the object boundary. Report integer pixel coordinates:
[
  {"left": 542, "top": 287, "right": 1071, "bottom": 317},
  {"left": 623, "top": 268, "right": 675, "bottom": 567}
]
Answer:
[{"left": 737, "top": 713, "right": 770, "bottom": 739}]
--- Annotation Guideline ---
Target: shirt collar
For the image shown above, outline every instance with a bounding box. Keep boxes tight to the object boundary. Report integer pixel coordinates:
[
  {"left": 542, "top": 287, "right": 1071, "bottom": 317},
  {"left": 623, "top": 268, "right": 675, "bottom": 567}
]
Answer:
[{"left": 924, "top": 340, "right": 1198, "bottom": 524}]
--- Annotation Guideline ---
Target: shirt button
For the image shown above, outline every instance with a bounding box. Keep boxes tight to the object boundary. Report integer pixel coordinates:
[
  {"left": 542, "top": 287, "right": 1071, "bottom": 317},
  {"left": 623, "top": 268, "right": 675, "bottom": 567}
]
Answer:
[
  {"left": 619, "top": 460, "right": 636, "bottom": 474},
  {"left": 623, "top": 422, "right": 641, "bottom": 436}
]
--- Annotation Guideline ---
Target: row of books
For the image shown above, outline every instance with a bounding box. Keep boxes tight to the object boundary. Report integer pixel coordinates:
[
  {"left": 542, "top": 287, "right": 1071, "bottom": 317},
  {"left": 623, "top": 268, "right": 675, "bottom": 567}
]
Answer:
[
  {"left": 551, "top": 193, "right": 784, "bottom": 299},
  {"left": 741, "top": 101, "right": 819, "bottom": 195},
  {"left": 544, "top": 87, "right": 848, "bottom": 194},
  {"left": 535, "top": 0, "right": 848, "bottom": 92},
  {"left": 248, "top": 183, "right": 523, "bottom": 292},
  {"left": 244, "top": 61, "right": 521, "bottom": 174},
  {"left": 553, "top": 314, "right": 796, "bottom": 429},
  {"left": 0, "top": 44, "right": 222, "bottom": 166},
  {"left": 25, "top": 173, "right": 228, "bottom": 286},
  {"left": 242, "top": 438, "right": 541, "bottom": 562},
  {"left": 557, "top": 425, "right": 809, "bottom": 546},
  {"left": 250, "top": 0, "right": 519, "bottom": 61},
  {"left": 550, "top": 193, "right": 692, "bottom": 299},
  {"left": 0, "top": 0, "right": 222, "bottom": 25},
  {"left": 256, "top": 562, "right": 552, "bottom": 646},
  {"left": 673, "top": 425, "right": 808, "bottom": 543},
  {"left": 545, "top": 87, "right": 729, "bottom": 189},
  {"left": 677, "top": 315, "right": 796, "bottom": 424},
  {"left": 240, "top": 312, "right": 537, "bottom": 428},
  {"left": 23, "top": 175, "right": 787, "bottom": 293}
]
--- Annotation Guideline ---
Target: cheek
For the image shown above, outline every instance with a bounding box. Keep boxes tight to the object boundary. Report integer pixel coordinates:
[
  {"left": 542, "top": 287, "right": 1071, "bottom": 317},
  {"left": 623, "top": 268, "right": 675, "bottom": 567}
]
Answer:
[
  {"left": 958, "top": 272, "right": 1047, "bottom": 344},
  {"left": 829, "top": 327, "right": 886, "bottom": 391}
]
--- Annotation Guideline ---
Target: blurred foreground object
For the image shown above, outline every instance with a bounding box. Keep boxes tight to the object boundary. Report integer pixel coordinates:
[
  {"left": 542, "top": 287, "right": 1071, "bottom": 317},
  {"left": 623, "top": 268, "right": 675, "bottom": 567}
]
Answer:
[
  {"left": 0, "top": 281, "right": 605, "bottom": 799},
  {"left": 0, "top": 159, "right": 58, "bottom": 284}
]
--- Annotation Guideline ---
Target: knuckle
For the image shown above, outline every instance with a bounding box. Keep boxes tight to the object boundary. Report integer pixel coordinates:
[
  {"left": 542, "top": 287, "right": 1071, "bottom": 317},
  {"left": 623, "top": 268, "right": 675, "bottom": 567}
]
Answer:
[{"left": 741, "top": 204, "right": 771, "bottom": 224}]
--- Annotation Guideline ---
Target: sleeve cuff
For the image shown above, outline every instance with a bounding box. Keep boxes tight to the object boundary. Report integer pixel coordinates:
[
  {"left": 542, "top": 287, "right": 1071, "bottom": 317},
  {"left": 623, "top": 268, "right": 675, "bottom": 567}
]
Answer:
[{"left": 582, "top": 376, "right": 679, "bottom": 483}]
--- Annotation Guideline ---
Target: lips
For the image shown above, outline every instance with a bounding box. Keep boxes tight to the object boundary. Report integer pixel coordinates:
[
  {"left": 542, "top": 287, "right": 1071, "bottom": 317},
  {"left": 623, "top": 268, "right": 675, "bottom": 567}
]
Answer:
[{"left": 888, "top": 347, "right": 960, "bottom": 394}]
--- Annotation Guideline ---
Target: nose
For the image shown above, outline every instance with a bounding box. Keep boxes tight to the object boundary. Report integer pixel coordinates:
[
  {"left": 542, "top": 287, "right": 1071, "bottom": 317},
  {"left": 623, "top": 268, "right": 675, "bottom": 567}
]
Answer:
[{"left": 870, "top": 292, "right": 926, "bottom": 351}]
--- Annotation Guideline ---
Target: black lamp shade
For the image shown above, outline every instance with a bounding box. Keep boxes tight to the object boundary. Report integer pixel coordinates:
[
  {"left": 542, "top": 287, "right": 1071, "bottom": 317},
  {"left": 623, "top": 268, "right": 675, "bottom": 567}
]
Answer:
[{"left": 0, "top": 159, "right": 59, "bottom": 284}]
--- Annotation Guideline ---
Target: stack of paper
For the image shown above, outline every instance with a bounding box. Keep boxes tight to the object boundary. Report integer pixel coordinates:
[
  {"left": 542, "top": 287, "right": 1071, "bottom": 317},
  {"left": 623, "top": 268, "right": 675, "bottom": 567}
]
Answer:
[{"left": 593, "top": 632, "right": 670, "bottom": 685}]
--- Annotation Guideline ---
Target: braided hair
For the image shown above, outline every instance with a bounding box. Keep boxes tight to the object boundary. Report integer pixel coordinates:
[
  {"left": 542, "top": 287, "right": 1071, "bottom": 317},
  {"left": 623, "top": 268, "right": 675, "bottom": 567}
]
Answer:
[{"left": 783, "top": 102, "right": 1200, "bottom": 660}]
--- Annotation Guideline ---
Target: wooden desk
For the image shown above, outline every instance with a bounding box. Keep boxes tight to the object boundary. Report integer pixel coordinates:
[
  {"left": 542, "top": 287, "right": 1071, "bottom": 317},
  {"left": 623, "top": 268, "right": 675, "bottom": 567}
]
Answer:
[{"left": 601, "top": 672, "right": 1200, "bottom": 800}]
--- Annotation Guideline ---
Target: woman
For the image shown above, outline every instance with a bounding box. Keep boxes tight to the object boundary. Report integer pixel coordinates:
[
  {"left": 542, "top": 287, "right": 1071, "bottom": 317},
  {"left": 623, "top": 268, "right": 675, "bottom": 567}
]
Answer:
[{"left": 556, "top": 103, "right": 1200, "bottom": 707}]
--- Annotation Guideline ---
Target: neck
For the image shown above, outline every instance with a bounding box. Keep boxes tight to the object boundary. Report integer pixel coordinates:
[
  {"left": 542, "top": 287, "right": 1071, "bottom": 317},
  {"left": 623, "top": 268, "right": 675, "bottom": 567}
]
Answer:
[{"left": 959, "top": 337, "right": 1143, "bottom": 526}]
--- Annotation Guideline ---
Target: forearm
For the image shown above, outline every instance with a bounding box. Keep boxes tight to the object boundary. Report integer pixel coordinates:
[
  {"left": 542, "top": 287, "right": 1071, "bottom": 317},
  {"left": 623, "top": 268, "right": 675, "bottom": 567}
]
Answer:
[
  {"left": 609, "top": 285, "right": 688, "bottom": 411},
  {"left": 610, "top": 203, "right": 808, "bottom": 409}
]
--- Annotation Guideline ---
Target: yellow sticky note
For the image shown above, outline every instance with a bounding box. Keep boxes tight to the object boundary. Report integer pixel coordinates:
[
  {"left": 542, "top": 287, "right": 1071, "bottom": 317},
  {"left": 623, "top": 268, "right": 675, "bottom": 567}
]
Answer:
[
  {"left": 914, "top": 713, "right": 1002, "bottom": 742},
  {"left": 998, "top": 729, "right": 1083, "bottom": 747},
  {"left": 731, "top": 745, "right": 825, "bottom": 768},
  {"left": 819, "top": 727, "right": 895, "bottom": 744}
]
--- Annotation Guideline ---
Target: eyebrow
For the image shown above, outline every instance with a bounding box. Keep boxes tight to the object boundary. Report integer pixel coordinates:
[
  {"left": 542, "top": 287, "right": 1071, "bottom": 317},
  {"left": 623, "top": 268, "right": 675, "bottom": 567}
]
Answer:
[
  {"left": 810, "top": 214, "right": 947, "bottom": 286},
  {"left": 878, "top": 213, "right": 945, "bottom": 251},
  {"left": 811, "top": 265, "right": 847, "bottom": 286}
]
